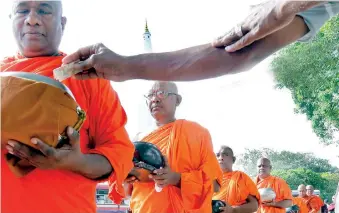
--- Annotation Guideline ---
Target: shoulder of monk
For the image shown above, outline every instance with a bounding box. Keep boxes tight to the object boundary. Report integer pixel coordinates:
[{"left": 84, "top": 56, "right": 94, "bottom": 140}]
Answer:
[{"left": 177, "top": 119, "right": 210, "bottom": 134}]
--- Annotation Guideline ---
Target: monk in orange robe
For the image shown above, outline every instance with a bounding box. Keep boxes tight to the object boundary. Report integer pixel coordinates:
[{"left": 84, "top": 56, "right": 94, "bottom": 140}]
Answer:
[
  {"left": 305, "top": 185, "right": 324, "bottom": 213},
  {"left": 121, "top": 81, "right": 222, "bottom": 213},
  {"left": 255, "top": 157, "right": 293, "bottom": 213},
  {"left": 212, "top": 145, "right": 260, "bottom": 213},
  {"left": 1, "top": 1, "right": 134, "bottom": 213},
  {"left": 298, "top": 184, "right": 322, "bottom": 213},
  {"left": 291, "top": 196, "right": 308, "bottom": 213}
]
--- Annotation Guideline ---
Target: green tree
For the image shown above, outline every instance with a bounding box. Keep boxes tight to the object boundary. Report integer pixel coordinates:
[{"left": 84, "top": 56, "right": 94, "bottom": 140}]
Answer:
[
  {"left": 270, "top": 15, "right": 339, "bottom": 145},
  {"left": 236, "top": 148, "right": 338, "bottom": 177},
  {"left": 272, "top": 168, "right": 327, "bottom": 192},
  {"left": 321, "top": 172, "right": 339, "bottom": 200},
  {"left": 271, "top": 169, "right": 339, "bottom": 201}
]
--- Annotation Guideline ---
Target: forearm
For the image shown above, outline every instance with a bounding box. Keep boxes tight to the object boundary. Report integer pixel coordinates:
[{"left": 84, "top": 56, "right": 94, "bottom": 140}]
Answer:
[
  {"left": 74, "top": 153, "right": 113, "bottom": 179},
  {"left": 233, "top": 195, "right": 258, "bottom": 213},
  {"left": 213, "top": 179, "right": 221, "bottom": 193},
  {"left": 272, "top": 199, "right": 293, "bottom": 208},
  {"left": 233, "top": 202, "right": 258, "bottom": 213},
  {"left": 277, "top": 0, "right": 326, "bottom": 16},
  {"left": 126, "top": 16, "right": 308, "bottom": 81}
]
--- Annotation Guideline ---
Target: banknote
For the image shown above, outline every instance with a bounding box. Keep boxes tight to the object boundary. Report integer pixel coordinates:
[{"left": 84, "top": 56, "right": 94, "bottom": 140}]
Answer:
[{"left": 53, "top": 62, "right": 82, "bottom": 81}]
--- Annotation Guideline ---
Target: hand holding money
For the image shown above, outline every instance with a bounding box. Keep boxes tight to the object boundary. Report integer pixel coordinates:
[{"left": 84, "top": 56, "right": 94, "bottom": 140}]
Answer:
[
  {"left": 53, "top": 62, "right": 83, "bottom": 81},
  {"left": 61, "top": 43, "right": 133, "bottom": 82}
]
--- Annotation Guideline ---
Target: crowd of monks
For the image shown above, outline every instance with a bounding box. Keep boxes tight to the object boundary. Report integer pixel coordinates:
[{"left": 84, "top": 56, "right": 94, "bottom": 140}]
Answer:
[
  {"left": 116, "top": 81, "right": 330, "bottom": 213},
  {"left": 1, "top": 1, "right": 338, "bottom": 213}
]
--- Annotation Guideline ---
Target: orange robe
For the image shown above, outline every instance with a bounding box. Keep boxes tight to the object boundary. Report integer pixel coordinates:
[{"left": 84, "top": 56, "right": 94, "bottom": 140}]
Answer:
[
  {"left": 255, "top": 175, "right": 293, "bottom": 213},
  {"left": 292, "top": 197, "right": 308, "bottom": 213},
  {"left": 1, "top": 53, "right": 134, "bottom": 213},
  {"left": 213, "top": 171, "right": 260, "bottom": 207},
  {"left": 302, "top": 195, "right": 323, "bottom": 213},
  {"left": 128, "top": 119, "right": 222, "bottom": 213}
]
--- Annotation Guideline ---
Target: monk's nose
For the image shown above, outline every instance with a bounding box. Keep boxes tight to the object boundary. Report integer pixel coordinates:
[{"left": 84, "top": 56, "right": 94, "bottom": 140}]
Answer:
[
  {"left": 25, "top": 11, "right": 42, "bottom": 26},
  {"left": 150, "top": 95, "right": 160, "bottom": 103}
]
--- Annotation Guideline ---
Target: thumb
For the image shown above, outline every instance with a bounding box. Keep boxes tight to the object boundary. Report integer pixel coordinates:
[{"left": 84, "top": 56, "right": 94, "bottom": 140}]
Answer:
[
  {"left": 62, "top": 45, "right": 94, "bottom": 64},
  {"left": 66, "top": 126, "right": 80, "bottom": 146},
  {"left": 162, "top": 155, "right": 170, "bottom": 168}
]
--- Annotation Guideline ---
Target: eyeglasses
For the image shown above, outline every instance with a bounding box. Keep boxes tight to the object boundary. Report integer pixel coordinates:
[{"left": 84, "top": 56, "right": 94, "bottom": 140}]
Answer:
[{"left": 144, "top": 91, "right": 177, "bottom": 100}]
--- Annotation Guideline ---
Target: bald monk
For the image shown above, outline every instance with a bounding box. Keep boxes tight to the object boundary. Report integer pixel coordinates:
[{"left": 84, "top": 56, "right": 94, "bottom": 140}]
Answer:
[
  {"left": 292, "top": 195, "right": 308, "bottom": 213},
  {"left": 1, "top": 1, "right": 134, "bottom": 213},
  {"left": 213, "top": 145, "right": 260, "bottom": 213},
  {"left": 255, "top": 157, "right": 293, "bottom": 213},
  {"left": 306, "top": 185, "right": 324, "bottom": 213},
  {"left": 122, "top": 81, "right": 222, "bottom": 213},
  {"left": 298, "top": 184, "right": 322, "bottom": 213}
]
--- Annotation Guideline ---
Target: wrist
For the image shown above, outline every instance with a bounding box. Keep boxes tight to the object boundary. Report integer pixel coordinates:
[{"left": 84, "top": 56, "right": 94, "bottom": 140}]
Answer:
[
  {"left": 123, "top": 55, "right": 146, "bottom": 80},
  {"left": 66, "top": 153, "right": 87, "bottom": 173},
  {"left": 274, "top": 0, "right": 297, "bottom": 19}
]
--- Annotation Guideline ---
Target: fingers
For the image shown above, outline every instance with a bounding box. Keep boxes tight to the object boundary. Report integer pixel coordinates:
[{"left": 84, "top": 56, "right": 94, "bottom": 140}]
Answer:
[
  {"left": 6, "top": 140, "right": 43, "bottom": 166},
  {"left": 125, "top": 176, "right": 138, "bottom": 184},
  {"left": 74, "top": 70, "right": 99, "bottom": 80},
  {"left": 153, "top": 167, "right": 167, "bottom": 175},
  {"left": 212, "top": 29, "right": 239, "bottom": 48},
  {"left": 31, "top": 138, "right": 56, "bottom": 158},
  {"left": 62, "top": 44, "right": 95, "bottom": 64},
  {"left": 225, "top": 29, "right": 260, "bottom": 52},
  {"left": 7, "top": 140, "right": 36, "bottom": 158},
  {"left": 162, "top": 155, "right": 170, "bottom": 168},
  {"left": 66, "top": 126, "right": 80, "bottom": 146}
]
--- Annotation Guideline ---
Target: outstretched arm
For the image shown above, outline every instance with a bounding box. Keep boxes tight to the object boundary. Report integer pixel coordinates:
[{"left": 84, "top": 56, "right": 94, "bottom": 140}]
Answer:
[
  {"left": 63, "top": 16, "right": 308, "bottom": 82},
  {"left": 126, "top": 16, "right": 308, "bottom": 81}
]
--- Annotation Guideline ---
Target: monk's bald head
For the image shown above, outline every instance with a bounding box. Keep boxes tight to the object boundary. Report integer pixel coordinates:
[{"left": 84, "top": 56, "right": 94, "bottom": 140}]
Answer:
[
  {"left": 220, "top": 146, "right": 234, "bottom": 157},
  {"left": 217, "top": 146, "right": 236, "bottom": 171},
  {"left": 298, "top": 184, "right": 306, "bottom": 190},
  {"left": 11, "top": 0, "right": 63, "bottom": 16},
  {"left": 151, "top": 81, "right": 178, "bottom": 93},
  {"left": 298, "top": 184, "right": 307, "bottom": 197},
  {"left": 146, "top": 81, "right": 182, "bottom": 125},
  {"left": 257, "top": 157, "right": 272, "bottom": 178},
  {"left": 10, "top": 0, "right": 67, "bottom": 58},
  {"left": 257, "top": 157, "right": 271, "bottom": 166},
  {"left": 306, "top": 185, "right": 314, "bottom": 196}
]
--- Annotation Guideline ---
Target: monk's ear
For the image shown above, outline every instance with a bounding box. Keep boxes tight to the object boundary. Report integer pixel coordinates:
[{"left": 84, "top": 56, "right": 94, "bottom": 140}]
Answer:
[
  {"left": 176, "top": 95, "right": 182, "bottom": 106},
  {"left": 233, "top": 156, "right": 236, "bottom": 163},
  {"left": 61, "top": 16, "right": 67, "bottom": 31}
]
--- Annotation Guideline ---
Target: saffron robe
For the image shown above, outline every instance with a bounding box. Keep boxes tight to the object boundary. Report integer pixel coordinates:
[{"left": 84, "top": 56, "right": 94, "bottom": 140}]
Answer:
[
  {"left": 213, "top": 171, "right": 260, "bottom": 207},
  {"left": 255, "top": 175, "right": 293, "bottom": 213},
  {"left": 128, "top": 119, "right": 222, "bottom": 213},
  {"left": 1, "top": 53, "right": 134, "bottom": 213}
]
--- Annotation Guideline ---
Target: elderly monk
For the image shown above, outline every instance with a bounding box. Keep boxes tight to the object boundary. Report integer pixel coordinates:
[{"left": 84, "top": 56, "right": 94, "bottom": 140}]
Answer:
[
  {"left": 213, "top": 145, "right": 260, "bottom": 213},
  {"left": 305, "top": 185, "right": 324, "bottom": 213},
  {"left": 0, "top": 1, "right": 134, "bottom": 213},
  {"left": 298, "top": 184, "right": 321, "bottom": 213},
  {"left": 291, "top": 190, "right": 308, "bottom": 213},
  {"left": 122, "top": 81, "right": 222, "bottom": 213},
  {"left": 255, "top": 157, "right": 293, "bottom": 213}
]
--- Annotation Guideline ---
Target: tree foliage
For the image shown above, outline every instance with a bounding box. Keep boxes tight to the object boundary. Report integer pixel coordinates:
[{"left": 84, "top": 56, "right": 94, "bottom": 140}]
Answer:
[
  {"left": 270, "top": 15, "right": 339, "bottom": 145},
  {"left": 236, "top": 148, "right": 339, "bottom": 200},
  {"left": 236, "top": 148, "right": 339, "bottom": 177},
  {"left": 271, "top": 169, "right": 339, "bottom": 200}
]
